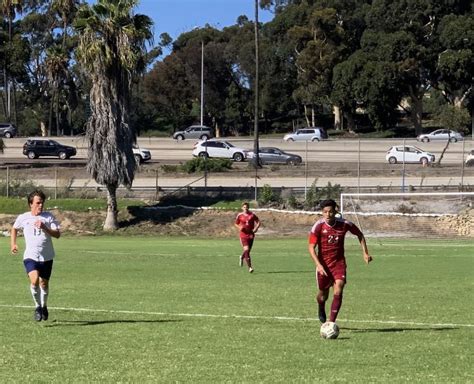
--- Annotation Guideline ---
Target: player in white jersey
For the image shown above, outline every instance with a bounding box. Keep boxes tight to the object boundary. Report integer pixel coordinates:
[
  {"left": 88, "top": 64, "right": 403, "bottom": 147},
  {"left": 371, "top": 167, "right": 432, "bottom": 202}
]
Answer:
[{"left": 11, "top": 190, "right": 61, "bottom": 321}]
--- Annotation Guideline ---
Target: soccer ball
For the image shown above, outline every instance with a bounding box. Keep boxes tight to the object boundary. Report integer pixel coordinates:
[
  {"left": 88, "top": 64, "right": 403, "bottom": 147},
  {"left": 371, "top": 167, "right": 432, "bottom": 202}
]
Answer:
[{"left": 320, "top": 321, "right": 340, "bottom": 339}]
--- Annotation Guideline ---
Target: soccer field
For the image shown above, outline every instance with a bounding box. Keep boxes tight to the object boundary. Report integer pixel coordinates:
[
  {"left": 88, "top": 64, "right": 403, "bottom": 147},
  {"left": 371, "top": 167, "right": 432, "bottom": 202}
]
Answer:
[{"left": 1, "top": 236, "right": 472, "bottom": 383}]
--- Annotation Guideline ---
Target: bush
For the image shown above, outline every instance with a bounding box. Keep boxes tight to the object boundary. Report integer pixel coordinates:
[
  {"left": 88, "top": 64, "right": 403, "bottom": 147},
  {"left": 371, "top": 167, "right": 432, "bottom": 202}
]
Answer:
[
  {"left": 258, "top": 184, "right": 281, "bottom": 206},
  {"left": 180, "top": 158, "right": 233, "bottom": 173},
  {"left": 304, "top": 181, "right": 342, "bottom": 210}
]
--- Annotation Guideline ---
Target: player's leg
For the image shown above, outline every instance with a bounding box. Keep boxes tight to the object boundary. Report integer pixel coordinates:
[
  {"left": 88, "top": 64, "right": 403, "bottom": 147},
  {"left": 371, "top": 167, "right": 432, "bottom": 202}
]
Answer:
[
  {"left": 246, "top": 238, "right": 254, "bottom": 272},
  {"left": 38, "top": 260, "right": 53, "bottom": 321},
  {"left": 329, "top": 279, "right": 346, "bottom": 322},
  {"left": 24, "top": 259, "right": 42, "bottom": 321},
  {"left": 316, "top": 271, "right": 331, "bottom": 323}
]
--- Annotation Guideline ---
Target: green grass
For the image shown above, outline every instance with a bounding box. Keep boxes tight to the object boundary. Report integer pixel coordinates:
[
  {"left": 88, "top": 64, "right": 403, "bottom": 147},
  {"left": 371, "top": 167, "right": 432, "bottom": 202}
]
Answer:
[
  {"left": 0, "top": 237, "right": 472, "bottom": 383},
  {"left": 0, "top": 197, "right": 146, "bottom": 214}
]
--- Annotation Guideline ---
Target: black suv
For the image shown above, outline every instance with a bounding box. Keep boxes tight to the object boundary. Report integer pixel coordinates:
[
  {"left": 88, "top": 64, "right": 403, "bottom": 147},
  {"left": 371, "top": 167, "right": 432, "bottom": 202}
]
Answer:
[
  {"left": 0, "top": 123, "right": 17, "bottom": 138},
  {"left": 23, "top": 139, "right": 77, "bottom": 159}
]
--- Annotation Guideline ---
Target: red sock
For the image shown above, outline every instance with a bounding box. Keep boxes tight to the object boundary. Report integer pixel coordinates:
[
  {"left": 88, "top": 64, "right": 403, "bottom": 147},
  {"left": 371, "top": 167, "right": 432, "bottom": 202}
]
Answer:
[
  {"left": 243, "top": 250, "right": 251, "bottom": 267},
  {"left": 330, "top": 294, "right": 343, "bottom": 322}
]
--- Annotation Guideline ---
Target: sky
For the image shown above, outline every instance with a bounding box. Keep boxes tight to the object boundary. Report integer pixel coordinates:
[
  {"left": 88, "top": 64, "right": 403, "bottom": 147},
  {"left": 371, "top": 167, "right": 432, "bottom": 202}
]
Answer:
[
  {"left": 87, "top": 0, "right": 274, "bottom": 41},
  {"left": 136, "top": 0, "right": 273, "bottom": 40}
]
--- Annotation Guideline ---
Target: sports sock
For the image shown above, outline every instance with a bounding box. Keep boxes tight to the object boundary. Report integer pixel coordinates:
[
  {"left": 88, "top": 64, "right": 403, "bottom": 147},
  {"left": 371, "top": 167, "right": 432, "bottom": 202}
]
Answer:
[
  {"left": 243, "top": 250, "right": 251, "bottom": 267},
  {"left": 40, "top": 286, "right": 49, "bottom": 307},
  {"left": 330, "top": 294, "right": 343, "bottom": 322},
  {"left": 30, "top": 285, "right": 41, "bottom": 307}
]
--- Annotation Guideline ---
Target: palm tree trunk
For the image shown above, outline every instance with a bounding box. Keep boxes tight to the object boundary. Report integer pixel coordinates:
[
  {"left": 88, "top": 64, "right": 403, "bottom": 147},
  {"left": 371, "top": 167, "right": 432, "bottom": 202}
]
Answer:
[{"left": 104, "top": 183, "right": 119, "bottom": 230}]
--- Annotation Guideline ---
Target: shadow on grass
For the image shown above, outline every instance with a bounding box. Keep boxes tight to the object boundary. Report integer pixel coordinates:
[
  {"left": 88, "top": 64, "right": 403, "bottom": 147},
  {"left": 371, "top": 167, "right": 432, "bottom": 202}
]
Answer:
[
  {"left": 45, "top": 319, "right": 182, "bottom": 327},
  {"left": 265, "top": 270, "right": 313, "bottom": 274},
  {"left": 342, "top": 326, "right": 458, "bottom": 333},
  {"left": 121, "top": 194, "right": 236, "bottom": 228}
]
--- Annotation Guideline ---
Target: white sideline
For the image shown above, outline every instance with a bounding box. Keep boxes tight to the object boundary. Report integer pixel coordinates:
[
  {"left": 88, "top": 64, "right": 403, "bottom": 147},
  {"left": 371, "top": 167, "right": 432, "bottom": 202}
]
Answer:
[{"left": 1, "top": 304, "right": 472, "bottom": 328}]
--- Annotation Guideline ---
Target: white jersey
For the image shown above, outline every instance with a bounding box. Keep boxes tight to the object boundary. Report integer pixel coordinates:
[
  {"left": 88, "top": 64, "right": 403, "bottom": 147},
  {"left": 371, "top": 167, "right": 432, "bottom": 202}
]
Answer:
[{"left": 13, "top": 211, "right": 60, "bottom": 262}]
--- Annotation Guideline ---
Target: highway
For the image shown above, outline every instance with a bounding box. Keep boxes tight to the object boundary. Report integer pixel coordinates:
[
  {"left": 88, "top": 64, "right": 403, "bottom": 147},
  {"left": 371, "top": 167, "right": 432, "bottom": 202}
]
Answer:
[
  {"left": 1, "top": 137, "right": 472, "bottom": 190},
  {"left": 1, "top": 136, "right": 473, "bottom": 164}
]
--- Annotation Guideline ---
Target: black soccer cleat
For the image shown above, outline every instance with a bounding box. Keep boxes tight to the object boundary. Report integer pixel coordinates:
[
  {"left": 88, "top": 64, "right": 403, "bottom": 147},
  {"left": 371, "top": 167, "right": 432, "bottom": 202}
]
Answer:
[
  {"left": 34, "top": 306, "right": 42, "bottom": 322},
  {"left": 41, "top": 306, "right": 49, "bottom": 321},
  {"left": 318, "top": 305, "right": 327, "bottom": 324}
]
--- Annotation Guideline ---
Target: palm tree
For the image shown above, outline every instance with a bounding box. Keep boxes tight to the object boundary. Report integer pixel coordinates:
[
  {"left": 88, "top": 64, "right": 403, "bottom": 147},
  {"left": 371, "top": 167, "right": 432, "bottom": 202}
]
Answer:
[{"left": 74, "top": 0, "right": 153, "bottom": 230}]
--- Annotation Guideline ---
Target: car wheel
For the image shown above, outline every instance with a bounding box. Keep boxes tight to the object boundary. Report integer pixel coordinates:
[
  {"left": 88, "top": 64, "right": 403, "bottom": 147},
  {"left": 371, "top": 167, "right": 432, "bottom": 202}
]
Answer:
[
  {"left": 27, "top": 151, "right": 37, "bottom": 159},
  {"left": 176, "top": 134, "right": 184, "bottom": 140},
  {"left": 287, "top": 138, "right": 294, "bottom": 142},
  {"left": 134, "top": 154, "right": 142, "bottom": 164},
  {"left": 421, "top": 137, "right": 429, "bottom": 143},
  {"left": 200, "top": 134, "right": 209, "bottom": 140},
  {"left": 420, "top": 157, "right": 428, "bottom": 166},
  {"left": 287, "top": 159, "right": 297, "bottom": 165},
  {"left": 388, "top": 156, "right": 397, "bottom": 164},
  {"left": 466, "top": 160, "right": 474, "bottom": 167},
  {"left": 58, "top": 151, "right": 67, "bottom": 160},
  {"left": 233, "top": 153, "right": 244, "bottom": 162},
  {"left": 4, "top": 132, "right": 12, "bottom": 138},
  {"left": 198, "top": 152, "right": 208, "bottom": 158},
  {"left": 449, "top": 137, "right": 457, "bottom": 143},
  {"left": 311, "top": 137, "right": 320, "bottom": 142}
]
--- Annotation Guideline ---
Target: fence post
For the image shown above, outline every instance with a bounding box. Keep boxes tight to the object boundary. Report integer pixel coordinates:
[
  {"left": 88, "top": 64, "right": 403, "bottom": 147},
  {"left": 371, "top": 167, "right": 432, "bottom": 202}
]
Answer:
[
  {"left": 55, "top": 168, "right": 58, "bottom": 199},
  {"left": 6, "top": 166, "right": 9, "bottom": 198},
  {"left": 154, "top": 169, "right": 159, "bottom": 201}
]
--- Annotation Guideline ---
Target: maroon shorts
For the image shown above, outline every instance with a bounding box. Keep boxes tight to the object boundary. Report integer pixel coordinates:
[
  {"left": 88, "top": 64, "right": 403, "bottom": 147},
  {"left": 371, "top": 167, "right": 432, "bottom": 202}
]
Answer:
[
  {"left": 316, "top": 260, "right": 346, "bottom": 290},
  {"left": 240, "top": 237, "right": 254, "bottom": 249}
]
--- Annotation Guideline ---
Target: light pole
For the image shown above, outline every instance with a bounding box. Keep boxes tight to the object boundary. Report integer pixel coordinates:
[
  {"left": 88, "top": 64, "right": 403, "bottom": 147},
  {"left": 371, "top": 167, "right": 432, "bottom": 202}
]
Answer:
[
  {"left": 253, "top": 0, "right": 260, "bottom": 202},
  {"left": 200, "top": 39, "right": 204, "bottom": 126}
]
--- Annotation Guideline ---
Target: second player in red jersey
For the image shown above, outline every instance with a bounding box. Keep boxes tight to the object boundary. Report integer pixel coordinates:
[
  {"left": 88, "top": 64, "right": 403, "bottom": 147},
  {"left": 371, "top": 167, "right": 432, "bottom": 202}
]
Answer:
[
  {"left": 308, "top": 199, "right": 372, "bottom": 324},
  {"left": 235, "top": 202, "right": 260, "bottom": 273}
]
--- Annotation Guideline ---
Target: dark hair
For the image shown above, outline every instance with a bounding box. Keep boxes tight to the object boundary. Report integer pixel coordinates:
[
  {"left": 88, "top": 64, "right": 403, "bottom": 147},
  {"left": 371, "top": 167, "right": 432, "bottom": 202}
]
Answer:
[
  {"left": 319, "top": 199, "right": 337, "bottom": 210},
  {"left": 28, "top": 189, "right": 46, "bottom": 206}
]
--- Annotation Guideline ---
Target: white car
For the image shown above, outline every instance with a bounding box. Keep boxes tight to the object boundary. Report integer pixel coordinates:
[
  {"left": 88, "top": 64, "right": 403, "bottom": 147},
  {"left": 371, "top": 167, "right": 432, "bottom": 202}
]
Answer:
[
  {"left": 417, "top": 129, "right": 463, "bottom": 143},
  {"left": 466, "top": 150, "right": 474, "bottom": 167},
  {"left": 386, "top": 145, "right": 435, "bottom": 165},
  {"left": 192, "top": 139, "right": 248, "bottom": 162},
  {"left": 133, "top": 146, "right": 151, "bottom": 164},
  {"left": 283, "top": 127, "right": 328, "bottom": 142}
]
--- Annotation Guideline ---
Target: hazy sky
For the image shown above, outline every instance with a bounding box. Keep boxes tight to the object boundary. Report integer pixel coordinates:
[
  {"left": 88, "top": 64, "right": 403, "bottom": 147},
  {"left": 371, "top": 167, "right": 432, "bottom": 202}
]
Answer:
[{"left": 87, "top": 0, "right": 274, "bottom": 40}]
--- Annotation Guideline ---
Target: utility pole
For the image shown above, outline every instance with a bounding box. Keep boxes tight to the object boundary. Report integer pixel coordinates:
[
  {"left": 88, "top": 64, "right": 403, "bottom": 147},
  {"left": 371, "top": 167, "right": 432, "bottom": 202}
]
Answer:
[{"left": 253, "top": 0, "right": 260, "bottom": 201}]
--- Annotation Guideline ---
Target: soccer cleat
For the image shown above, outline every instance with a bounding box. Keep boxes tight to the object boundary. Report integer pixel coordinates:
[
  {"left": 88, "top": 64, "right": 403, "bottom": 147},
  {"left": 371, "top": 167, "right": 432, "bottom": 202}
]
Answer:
[
  {"left": 34, "top": 306, "right": 42, "bottom": 322},
  {"left": 239, "top": 256, "right": 243, "bottom": 267},
  {"left": 249, "top": 267, "right": 254, "bottom": 273},
  {"left": 41, "top": 306, "right": 49, "bottom": 321},
  {"left": 318, "top": 305, "right": 327, "bottom": 323}
]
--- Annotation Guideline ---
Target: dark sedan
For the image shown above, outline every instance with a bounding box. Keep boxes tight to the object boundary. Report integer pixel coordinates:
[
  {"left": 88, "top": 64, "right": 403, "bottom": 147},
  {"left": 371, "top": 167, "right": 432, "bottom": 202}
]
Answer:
[{"left": 248, "top": 147, "right": 302, "bottom": 165}]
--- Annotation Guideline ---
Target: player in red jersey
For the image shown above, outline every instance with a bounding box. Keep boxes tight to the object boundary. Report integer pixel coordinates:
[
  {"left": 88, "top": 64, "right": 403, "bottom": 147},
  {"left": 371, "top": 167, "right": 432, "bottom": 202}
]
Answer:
[
  {"left": 235, "top": 202, "right": 261, "bottom": 273},
  {"left": 308, "top": 199, "right": 372, "bottom": 323}
]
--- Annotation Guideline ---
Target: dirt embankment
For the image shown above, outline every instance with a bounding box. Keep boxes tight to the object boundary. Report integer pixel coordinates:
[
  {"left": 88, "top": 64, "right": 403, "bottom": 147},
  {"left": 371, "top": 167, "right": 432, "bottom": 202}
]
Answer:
[{"left": 1, "top": 206, "right": 472, "bottom": 238}]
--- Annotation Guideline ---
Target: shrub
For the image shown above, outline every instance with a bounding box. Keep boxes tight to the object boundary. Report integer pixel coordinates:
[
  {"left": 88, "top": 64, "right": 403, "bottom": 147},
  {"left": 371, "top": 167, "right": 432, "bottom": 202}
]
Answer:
[{"left": 180, "top": 158, "right": 233, "bottom": 173}]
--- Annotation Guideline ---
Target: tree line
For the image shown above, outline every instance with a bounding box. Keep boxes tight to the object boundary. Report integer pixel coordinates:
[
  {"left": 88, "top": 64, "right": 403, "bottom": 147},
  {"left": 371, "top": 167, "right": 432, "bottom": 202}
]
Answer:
[{"left": 0, "top": 0, "right": 472, "bottom": 138}]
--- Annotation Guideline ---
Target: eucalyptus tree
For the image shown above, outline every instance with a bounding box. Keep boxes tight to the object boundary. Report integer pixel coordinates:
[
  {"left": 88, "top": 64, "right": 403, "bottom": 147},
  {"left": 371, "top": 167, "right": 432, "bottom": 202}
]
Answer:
[
  {"left": 74, "top": 0, "right": 153, "bottom": 230},
  {"left": 0, "top": 0, "right": 23, "bottom": 121},
  {"left": 363, "top": 0, "right": 471, "bottom": 134},
  {"left": 437, "top": 13, "right": 474, "bottom": 109}
]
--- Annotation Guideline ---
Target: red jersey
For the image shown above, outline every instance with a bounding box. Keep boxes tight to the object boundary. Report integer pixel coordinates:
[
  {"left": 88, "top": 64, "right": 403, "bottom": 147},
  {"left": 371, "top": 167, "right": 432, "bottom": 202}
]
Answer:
[
  {"left": 308, "top": 218, "right": 362, "bottom": 267},
  {"left": 235, "top": 211, "right": 259, "bottom": 239}
]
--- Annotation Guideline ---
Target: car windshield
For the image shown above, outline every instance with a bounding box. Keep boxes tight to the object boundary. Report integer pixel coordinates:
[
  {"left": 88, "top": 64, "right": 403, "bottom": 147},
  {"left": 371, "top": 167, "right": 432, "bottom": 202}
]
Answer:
[{"left": 223, "top": 141, "right": 234, "bottom": 147}]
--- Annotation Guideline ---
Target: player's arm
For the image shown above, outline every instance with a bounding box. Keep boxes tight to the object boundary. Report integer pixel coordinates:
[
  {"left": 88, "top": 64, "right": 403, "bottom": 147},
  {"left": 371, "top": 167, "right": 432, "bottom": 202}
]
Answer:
[
  {"left": 253, "top": 218, "right": 261, "bottom": 233},
  {"left": 308, "top": 234, "right": 327, "bottom": 276},
  {"left": 356, "top": 232, "right": 372, "bottom": 264},
  {"left": 348, "top": 223, "right": 372, "bottom": 264},
  {"left": 38, "top": 221, "right": 61, "bottom": 239},
  {"left": 10, "top": 227, "right": 18, "bottom": 254},
  {"left": 234, "top": 219, "right": 242, "bottom": 231}
]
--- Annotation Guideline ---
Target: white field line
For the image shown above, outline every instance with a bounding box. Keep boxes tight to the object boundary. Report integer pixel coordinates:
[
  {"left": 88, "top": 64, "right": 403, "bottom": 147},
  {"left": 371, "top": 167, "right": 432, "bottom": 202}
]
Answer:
[{"left": 1, "top": 304, "right": 472, "bottom": 328}]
